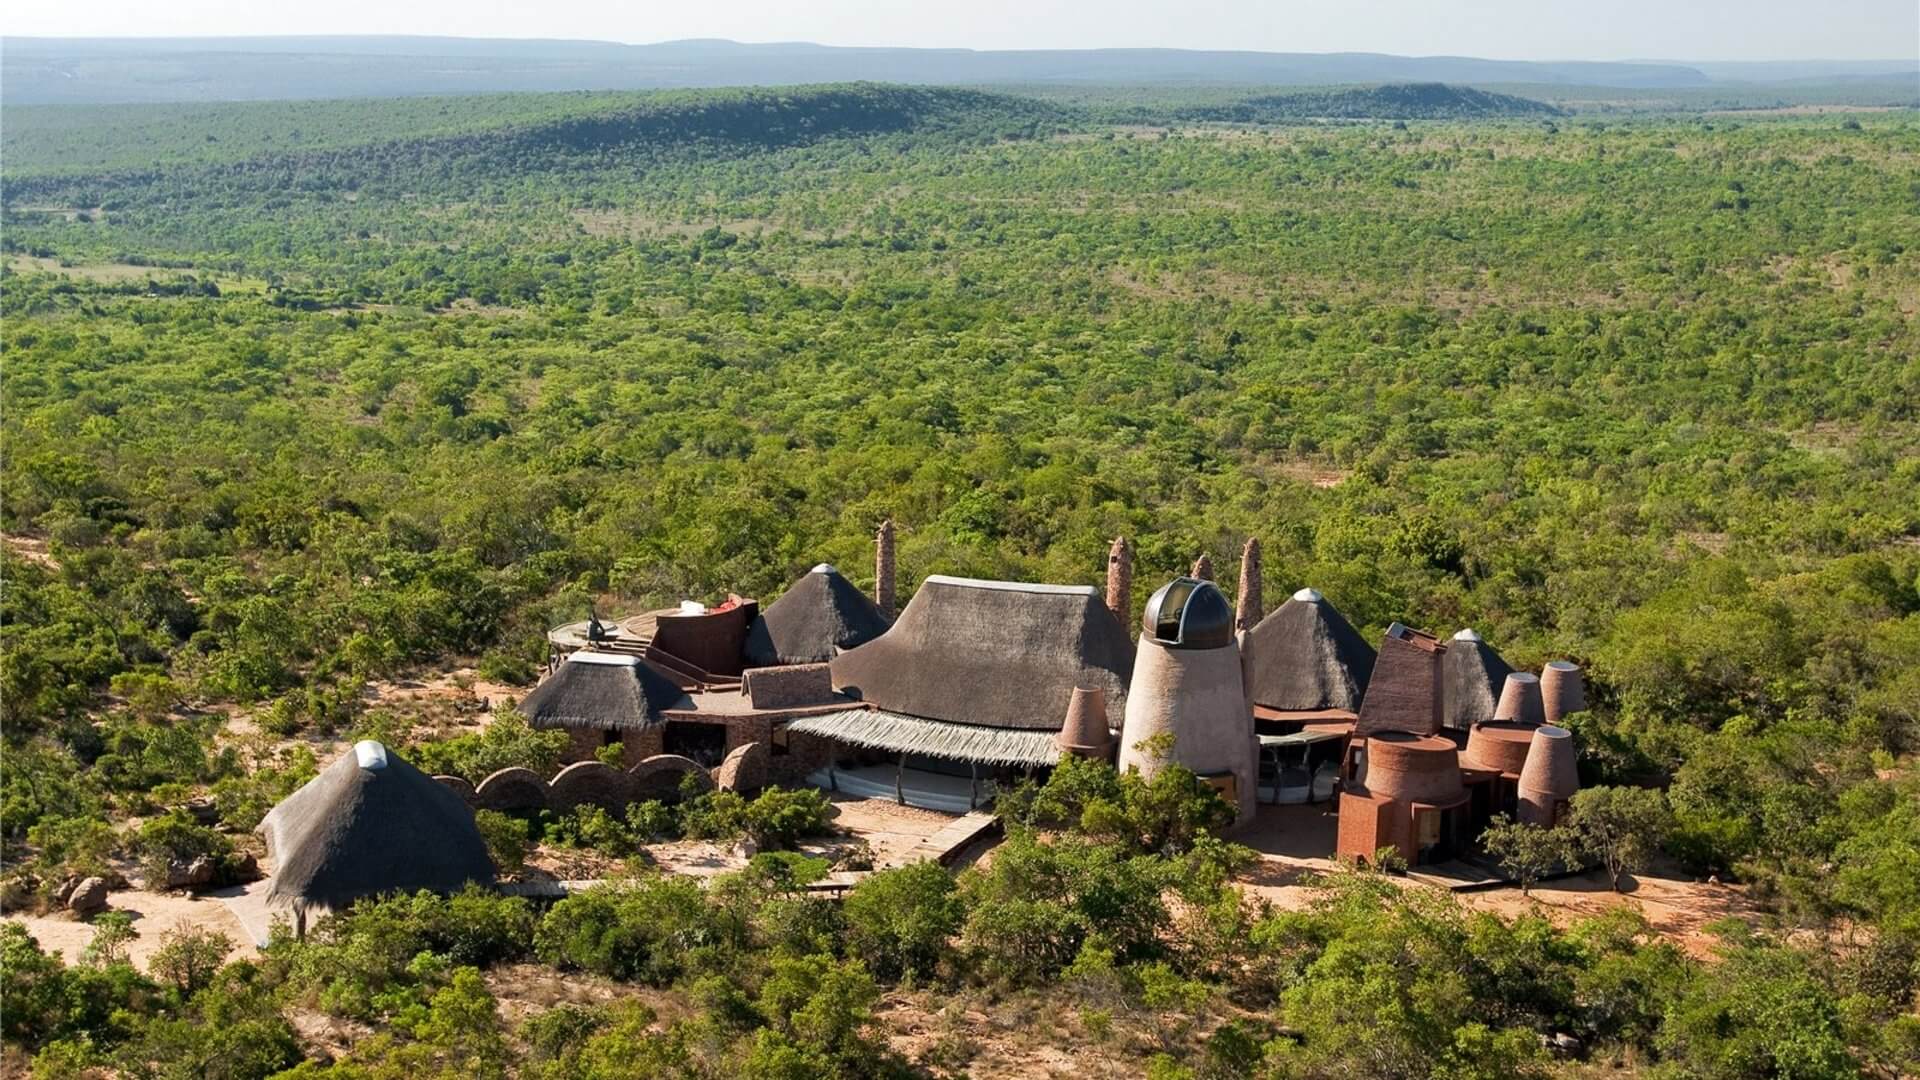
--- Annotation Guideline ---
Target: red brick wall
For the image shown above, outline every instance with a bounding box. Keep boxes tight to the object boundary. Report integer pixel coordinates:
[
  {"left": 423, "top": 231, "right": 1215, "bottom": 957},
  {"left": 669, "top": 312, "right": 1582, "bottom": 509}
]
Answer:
[{"left": 1337, "top": 791, "right": 1394, "bottom": 864}]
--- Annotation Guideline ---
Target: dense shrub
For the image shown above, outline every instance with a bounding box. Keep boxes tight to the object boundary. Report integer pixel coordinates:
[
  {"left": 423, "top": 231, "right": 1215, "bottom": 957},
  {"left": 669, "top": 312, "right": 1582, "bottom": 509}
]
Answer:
[{"left": 842, "top": 861, "right": 964, "bottom": 981}]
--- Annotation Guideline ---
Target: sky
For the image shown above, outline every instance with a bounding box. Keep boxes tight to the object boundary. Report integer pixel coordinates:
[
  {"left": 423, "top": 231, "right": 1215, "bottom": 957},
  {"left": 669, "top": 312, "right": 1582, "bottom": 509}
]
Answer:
[{"left": 2, "top": 0, "right": 1916, "bottom": 61}]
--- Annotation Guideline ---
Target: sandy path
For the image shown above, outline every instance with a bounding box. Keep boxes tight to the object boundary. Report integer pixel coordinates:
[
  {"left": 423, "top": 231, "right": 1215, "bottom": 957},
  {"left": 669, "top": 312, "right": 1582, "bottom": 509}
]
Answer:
[{"left": 5, "top": 889, "right": 255, "bottom": 967}]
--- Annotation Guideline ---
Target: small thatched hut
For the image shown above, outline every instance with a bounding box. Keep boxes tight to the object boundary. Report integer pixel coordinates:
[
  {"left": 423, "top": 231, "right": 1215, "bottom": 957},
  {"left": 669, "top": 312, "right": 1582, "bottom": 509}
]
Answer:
[
  {"left": 793, "top": 576, "right": 1133, "bottom": 802},
  {"left": 1440, "top": 629, "right": 1515, "bottom": 732},
  {"left": 744, "top": 564, "right": 893, "bottom": 667},
  {"left": 1241, "top": 588, "right": 1378, "bottom": 721},
  {"left": 259, "top": 741, "right": 492, "bottom": 924},
  {"left": 519, "top": 652, "right": 695, "bottom": 763}
]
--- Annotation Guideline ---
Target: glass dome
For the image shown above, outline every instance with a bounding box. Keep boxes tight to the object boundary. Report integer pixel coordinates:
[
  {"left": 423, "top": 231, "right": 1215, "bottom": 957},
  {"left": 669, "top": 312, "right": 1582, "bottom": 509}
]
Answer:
[{"left": 1142, "top": 577, "right": 1234, "bottom": 649}]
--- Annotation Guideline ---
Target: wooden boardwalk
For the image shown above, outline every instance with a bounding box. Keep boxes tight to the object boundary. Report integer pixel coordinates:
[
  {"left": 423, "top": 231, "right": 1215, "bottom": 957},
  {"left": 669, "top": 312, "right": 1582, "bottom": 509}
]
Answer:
[{"left": 905, "top": 811, "right": 1002, "bottom": 867}]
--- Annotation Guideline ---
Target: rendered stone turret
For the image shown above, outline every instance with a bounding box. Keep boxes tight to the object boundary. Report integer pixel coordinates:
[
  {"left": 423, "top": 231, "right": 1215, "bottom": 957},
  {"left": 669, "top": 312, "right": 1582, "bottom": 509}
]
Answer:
[{"left": 1118, "top": 578, "right": 1257, "bottom": 821}]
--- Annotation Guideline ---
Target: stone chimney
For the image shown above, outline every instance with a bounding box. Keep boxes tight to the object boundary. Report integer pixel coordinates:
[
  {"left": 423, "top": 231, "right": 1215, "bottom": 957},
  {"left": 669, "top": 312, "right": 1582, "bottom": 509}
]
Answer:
[
  {"left": 1105, "top": 536, "right": 1133, "bottom": 628},
  {"left": 1190, "top": 553, "right": 1214, "bottom": 581},
  {"left": 874, "top": 520, "right": 896, "bottom": 620},
  {"left": 1235, "top": 537, "right": 1262, "bottom": 634}
]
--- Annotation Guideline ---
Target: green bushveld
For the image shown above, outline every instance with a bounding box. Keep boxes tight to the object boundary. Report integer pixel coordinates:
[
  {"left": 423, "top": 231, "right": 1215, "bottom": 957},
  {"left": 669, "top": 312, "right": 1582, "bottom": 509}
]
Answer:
[{"left": 2, "top": 84, "right": 1917, "bottom": 1075}]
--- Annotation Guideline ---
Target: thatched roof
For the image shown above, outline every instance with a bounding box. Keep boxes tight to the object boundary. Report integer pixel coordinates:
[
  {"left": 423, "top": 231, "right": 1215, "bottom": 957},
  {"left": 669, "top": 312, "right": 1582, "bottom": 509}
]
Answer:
[
  {"left": 830, "top": 575, "right": 1133, "bottom": 732},
  {"left": 259, "top": 741, "right": 493, "bottom": 916},
  {"left": 787, "top": 708, "right": 1064, "bottom": 767},
  {"left": 1441, "top": 629, "right": 1514, "bottom": 731},
  {"left": 520, "top": 652, "right": 694, "bottom": 731},
  {"left": 744, "top": 564, "right": 893, "bottom": 666},
  {"left": 1242, "top": 588, "right": 1377, "bottom": 713}
]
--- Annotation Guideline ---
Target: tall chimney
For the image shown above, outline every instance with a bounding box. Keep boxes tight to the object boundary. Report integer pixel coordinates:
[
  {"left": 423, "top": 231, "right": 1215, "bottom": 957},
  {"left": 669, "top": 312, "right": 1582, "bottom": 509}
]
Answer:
[
  {"left": 874, "top": 520, "right": 897, "bottom": 619},
  {"left": 1235, "top": 537, "right": 1263, "bottom": 634},
  {"left": 1190, "top": 553, "right": 1214, "bottom": 581},
  {"left": 1105, "top": 536, "right": 1133, "bottom": 628}
]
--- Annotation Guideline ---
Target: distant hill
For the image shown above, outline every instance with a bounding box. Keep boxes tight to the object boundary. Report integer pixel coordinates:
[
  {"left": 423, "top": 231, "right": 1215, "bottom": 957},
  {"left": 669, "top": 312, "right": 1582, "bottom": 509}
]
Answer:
[
  {"left": 0, "top": 84, "right": 1068, "bottom": 197},
  {"left": 0, "top": 35, "right": 1736, "bottom": 105},
  {"left": 1169, "top": 83, "right": 1561, "bottom": 122}
]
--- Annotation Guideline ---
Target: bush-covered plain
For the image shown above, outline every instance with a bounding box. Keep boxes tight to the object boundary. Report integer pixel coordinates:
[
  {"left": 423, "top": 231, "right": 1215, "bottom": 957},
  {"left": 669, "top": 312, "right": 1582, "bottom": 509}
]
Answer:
[{"left": 3, "top": 85, "right": 1919, "bottom": 1075}]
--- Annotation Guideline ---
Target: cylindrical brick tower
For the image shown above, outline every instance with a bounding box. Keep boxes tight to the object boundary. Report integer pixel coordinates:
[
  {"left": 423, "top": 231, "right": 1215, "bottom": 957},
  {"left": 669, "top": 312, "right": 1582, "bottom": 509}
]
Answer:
[
  {"left": 1361, "top": 731, "right": 1467, "bottom": 806},
  {"left": 1462, "top": 721, "right": 1537, "bottom": 777},
  {"left": 1539, "top": 661, "right": 1587, "bottom": 727},
  {"left": 1517, "top": 725, "right": 1579, "bottom": 826},
  {"left": 1493, "top": 672, "right": 1546, "bottom": 726}
]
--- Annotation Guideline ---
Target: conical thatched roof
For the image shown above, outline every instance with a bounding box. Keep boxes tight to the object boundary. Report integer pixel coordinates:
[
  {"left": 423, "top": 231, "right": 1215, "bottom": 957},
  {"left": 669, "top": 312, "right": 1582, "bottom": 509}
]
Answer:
[
  {"left": 1441, "top": 629, "right": 1514, "bottom": 731},
  {"left": 1242, "top": 588, "right": 1377, "bottom": 714},
  {"left": 830, "top": 575, "right": 1133, "bottom": 733},
  {"left": 520, "top": 652, "right": 693, "bottom": 731},
  {"left": 744, "top": 564, "right": 893, "bottom": 666},
  {"left": 259, "top": 741, "right": 493, "bottom": 917}
]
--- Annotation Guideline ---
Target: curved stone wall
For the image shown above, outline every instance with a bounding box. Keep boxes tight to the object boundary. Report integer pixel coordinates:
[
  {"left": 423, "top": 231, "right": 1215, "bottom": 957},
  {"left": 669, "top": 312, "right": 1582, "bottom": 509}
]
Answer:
[{"left": 448, "top": 748, "right": 752, "bottom": 814}]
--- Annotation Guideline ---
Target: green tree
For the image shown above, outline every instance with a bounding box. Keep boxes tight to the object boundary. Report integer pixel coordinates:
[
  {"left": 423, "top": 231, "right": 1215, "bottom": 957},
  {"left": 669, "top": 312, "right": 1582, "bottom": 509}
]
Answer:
[{"left": 1568, "top": 787, "right": 1673, "bottom": 892}]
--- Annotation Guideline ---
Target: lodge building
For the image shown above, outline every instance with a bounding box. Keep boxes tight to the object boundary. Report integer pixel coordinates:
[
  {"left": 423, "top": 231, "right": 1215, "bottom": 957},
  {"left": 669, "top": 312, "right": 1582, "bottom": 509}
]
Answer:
[{"left": 526, "top": 523, "right": 1589, "bottom": 862}]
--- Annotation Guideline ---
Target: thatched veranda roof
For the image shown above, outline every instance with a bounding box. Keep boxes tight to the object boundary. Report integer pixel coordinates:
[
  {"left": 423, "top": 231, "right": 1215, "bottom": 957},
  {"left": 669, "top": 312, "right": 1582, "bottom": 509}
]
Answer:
[
  {"left": 744, "top": 564, "right": 893, "bottom": 666},
  {"left": 259, "top": 741, "right": 493, "bottom": 917},
  {"left": 1441, "top": 629, "right": 1515, "bottom": 731},
  {"left": 520, "top": 652, "right": 694, "bottom": 731},
  {"left": 1241, "top": 588, "right": 1377, "bottom": 714},
  {"left": 787, "top": 708, "right": 1064, "bottom": 767},
  {"left": 829, "top": 575, "right": 1133, "bottom": 732}
]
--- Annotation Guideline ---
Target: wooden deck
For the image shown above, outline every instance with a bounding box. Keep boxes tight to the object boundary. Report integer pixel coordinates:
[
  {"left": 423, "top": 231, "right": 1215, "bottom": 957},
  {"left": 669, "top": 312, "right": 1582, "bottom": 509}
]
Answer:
[{"left": 905, "top": 811, "right": 1003, "bottom": 867}]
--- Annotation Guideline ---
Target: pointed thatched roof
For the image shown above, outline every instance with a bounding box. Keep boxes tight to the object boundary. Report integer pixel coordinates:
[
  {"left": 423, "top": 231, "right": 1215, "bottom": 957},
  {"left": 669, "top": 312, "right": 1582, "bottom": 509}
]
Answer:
[
  {"left": 1441, "top": 628, "right": 1515, "bottom": 731},
  {"left": 830, "top": 575, "right": 1133, "bottom": 733},
  {"left": 1242, "top": 588, "right": 1377, "bottom": 714},
  {"left": 520, "top": 652, "right": 694, "bottom": 731},
  {"left": 259, "top": 741, "right": 493, "bottom": 917},
  {"left": 744, "top": 564, "right": 893, "bottom": 667}
]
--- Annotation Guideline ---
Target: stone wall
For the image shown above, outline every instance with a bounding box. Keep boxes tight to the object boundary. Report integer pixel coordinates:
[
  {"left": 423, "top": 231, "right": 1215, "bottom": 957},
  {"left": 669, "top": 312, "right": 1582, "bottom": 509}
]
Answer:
[{"left": 445, "top": 749, "right": 753, "bottom": 815}]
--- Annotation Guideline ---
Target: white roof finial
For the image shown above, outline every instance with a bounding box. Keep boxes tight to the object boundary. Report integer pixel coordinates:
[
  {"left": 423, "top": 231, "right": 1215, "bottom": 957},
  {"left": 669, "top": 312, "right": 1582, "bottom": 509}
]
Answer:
[{"left": 353, "top": 741, "right": 389, "bottom": 771}]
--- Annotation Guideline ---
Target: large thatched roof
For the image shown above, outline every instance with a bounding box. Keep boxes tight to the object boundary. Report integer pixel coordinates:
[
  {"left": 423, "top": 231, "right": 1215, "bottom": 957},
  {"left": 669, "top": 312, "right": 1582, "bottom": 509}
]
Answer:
[
  {"left": 1441, "top": 629, "right": 1514, "bottom": 731},
  {"left": 829, "top": 575, "right": 1133, "bottom": 732},
  {"left": 1242, "top": 588, "right": 1377, "bottom": 714},
  {"left": 744, "top": 564, "right": 893, "bottom": 666},
  {"left": 259, "top": 741, "right": 493, "bottom": 916},
  {"left": 520, "top": 652, "right": 694, "bottom": 731}
]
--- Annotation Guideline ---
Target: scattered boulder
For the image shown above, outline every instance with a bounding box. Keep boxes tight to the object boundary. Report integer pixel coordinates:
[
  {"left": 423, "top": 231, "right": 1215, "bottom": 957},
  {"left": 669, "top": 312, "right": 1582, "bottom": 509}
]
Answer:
[
  {"left": 733, "top": 838, "right": 761, "bottom": 860},
  {"left": 147, "top": 856, "right": 218, "bottom": 891},
  {"left": 52, "top": 876, "right": 80, "bottom": 907},
  {"left": 231, "top": 851, "right": 260, "bottom": 881},
  {"left": 183, "top": 797, "right": 219, "bottom": 825},
  {"left": 0, "top": 874, "right": 39, "bottom": 912},
  {"left": 67, "top": 877, "right": 109, "bottom": 918},
  {"left": 1546, "top": 1032, "right": 1584, "bottom": 1057}
]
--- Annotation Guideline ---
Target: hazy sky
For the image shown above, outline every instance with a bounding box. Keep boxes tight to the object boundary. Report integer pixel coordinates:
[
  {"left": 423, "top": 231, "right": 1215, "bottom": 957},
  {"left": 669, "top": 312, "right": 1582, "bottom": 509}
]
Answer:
[{"left": 3, "top": 0, "right": 1916, "bottom": 61}]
